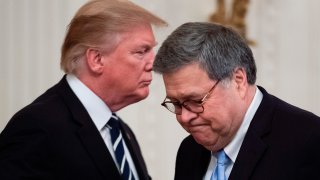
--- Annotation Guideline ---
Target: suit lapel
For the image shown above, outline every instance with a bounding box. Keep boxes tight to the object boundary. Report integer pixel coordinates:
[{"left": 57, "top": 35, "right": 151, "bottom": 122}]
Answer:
[
  {"left": 55, "top": 76, "right": 121, "bottom": 180},
  {"left": 229, "top": 86, "right": 274, "bottom": 180},
  {"left": 229, "top": 129, "right": 268, "bottom": 180},
  {"left": 195, "top": 145, "right": 211, "bottom": 179},
  {"left": 119, "top": 119, "right": 150, "bottom": 180},
  {"left": 77, "top": 123, "right": 121, "bottom": 180}
]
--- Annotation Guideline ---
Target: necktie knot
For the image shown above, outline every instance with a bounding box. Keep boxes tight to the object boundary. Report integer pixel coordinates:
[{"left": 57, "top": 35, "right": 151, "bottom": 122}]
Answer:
[
  {"left": 216, "top": 150, "right": 229, "bottom": 165},
  {"left": 108, "top": 113, "right": 135, "bottom": 180},
  {"left": 210, "top": 150, "right": 230, "bottom": 180},
  {"left": 107, "top": 114, "right": 120, "bottom": 129}
]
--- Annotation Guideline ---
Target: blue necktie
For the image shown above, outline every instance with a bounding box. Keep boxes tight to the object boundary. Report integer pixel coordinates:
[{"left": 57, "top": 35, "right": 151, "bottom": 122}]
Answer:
[
  {"left": 108, "top": 114, "right": 135, "bottom": 180},
  {"left": 211, "top": 150, "right": 230, "bottom": 180}
]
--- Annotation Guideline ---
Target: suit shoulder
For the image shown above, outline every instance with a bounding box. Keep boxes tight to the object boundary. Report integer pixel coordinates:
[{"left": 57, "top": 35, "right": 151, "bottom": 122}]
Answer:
[
  {"left": 259, "top": 86, "right": 319, "bottom": 123},
  {"left": 17, "top": 92, "right": 68, "bottom": 120},
  {"left": 2, "top": 90, "right": 70, "bottom": 136},
  {"left": 180, "top": 135, "right": 198, "bottom": 147},
  {"left": 272, "top": 95, "right": 320, "bottom": 125},
  {"left": 178, "top": 135, "right": 207, "bottom": 157},
  {"left": 175, "top": 136, "right": 210, "bottom": 179}
]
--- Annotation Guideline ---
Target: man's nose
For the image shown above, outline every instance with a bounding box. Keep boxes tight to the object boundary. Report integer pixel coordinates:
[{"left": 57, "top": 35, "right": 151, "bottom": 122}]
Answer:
[
  {"left": 145, "top": 50, "right": 155, "bottom": 71},
  {"left": 178, "top": 106, "right": 198, "bottom": 124}
]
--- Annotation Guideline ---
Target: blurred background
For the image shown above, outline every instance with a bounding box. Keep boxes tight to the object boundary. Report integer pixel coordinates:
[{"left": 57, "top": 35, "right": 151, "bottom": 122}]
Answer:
[{"left": 0, "top": 0, "right": 319, "bottom": 179}]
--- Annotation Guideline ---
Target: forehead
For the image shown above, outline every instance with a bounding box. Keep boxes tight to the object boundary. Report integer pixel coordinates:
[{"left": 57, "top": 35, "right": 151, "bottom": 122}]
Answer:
[
  {"left": 163, "top": 63, "right": 212, "bottom": 99},
  {"left": 118, "top": 24, "right": 156, "bottom": 47}
]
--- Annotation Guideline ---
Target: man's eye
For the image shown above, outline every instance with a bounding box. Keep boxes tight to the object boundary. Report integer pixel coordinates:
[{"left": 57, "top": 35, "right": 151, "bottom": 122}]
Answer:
[
  {"left": 172, "top": 101, "right": 180, "bottom": 106},
  {"left": 184, "top": 100, "right": 202, "bottom": 106},
  {"left": 136, "top": 50, "right": 145, "bottom": 55},
  {"left": 192, "top": 99, "right": 203, "bottom": 104},
  {"left": 172, "top": 102, "right": 182, "bottom": 108},
  {"left": 136, "top": 47, "right": 149, "bottom": 54}
]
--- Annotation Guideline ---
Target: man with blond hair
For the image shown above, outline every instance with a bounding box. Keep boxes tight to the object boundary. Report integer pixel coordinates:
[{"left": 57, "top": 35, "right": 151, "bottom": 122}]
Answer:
[{"left": 0, "top": 0, "right": 166, "bottom": 179}]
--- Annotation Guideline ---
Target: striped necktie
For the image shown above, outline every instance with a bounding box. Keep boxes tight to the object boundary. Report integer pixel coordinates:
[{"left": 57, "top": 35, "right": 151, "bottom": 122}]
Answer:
[
  {"left": 108, "top": 114, "right": 135, "bottom": 180},
  {"left": 211, "top": 150, "right": 230, "bottom": 180}
]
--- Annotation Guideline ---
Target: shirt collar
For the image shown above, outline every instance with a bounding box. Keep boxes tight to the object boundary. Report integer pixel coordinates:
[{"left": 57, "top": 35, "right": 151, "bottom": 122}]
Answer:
[
  {"left": 66, "top": 74, "right": 112, "bottom": 130},
  {"left": 224, "top": 86, "right": 263, "bottom": 163}
]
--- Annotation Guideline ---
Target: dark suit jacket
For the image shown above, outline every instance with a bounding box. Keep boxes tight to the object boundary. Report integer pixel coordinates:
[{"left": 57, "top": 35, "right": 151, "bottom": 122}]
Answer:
[
  {"left": 174, "top": 86, "right": 320, "bottom": 180},
  {"left": 0, "top": 76, "right": 150, "bottom": 180}
]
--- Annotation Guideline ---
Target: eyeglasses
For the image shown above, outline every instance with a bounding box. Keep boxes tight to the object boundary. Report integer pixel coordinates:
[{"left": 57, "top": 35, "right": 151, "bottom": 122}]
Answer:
[{"left": 161, "top": 80, "right": 220, "bottom": 115}]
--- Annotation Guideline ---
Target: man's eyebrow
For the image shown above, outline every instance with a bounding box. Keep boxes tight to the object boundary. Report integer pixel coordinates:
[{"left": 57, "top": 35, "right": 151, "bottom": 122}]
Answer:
[
  {"left": 140, "top": 41, "right": 157, "bottom": 47},
  {"left": 138, "top": 43, "right": 156, "bottom": 49},
  {"left": 165, "top": 96, "right": 178, "bottom": 101},
  {"left": 166, "top": 92, "right": 202, "bottom": 101}
]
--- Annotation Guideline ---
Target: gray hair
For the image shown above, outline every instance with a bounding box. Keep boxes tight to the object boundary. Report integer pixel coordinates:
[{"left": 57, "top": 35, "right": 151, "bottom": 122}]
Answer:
[{"left": 153, "top": 22, "right": 256, "bottom": 84}]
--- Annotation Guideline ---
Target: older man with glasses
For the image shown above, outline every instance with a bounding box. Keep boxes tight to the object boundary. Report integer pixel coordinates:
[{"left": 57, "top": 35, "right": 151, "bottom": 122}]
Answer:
[
  {"left": 161, "top": 80, "right": 220, "bottom": 115},
  {"left": 153, "top": 22, "right": 320, "bottom": 180}
]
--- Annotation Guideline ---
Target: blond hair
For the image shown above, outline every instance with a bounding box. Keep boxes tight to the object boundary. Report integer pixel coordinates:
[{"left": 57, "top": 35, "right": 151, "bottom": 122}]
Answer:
[{"left": 60, "top": 0, "right": 167, "bottom": 73}]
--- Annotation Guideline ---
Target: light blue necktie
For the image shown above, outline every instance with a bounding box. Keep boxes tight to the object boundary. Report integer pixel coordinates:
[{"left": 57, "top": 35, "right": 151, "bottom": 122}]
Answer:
[
  {"left": 108, "top": 113, "right": 135, "bottom": 180},
  {"left": 210, "top": 150, "right": 230, "bottom": 180}
]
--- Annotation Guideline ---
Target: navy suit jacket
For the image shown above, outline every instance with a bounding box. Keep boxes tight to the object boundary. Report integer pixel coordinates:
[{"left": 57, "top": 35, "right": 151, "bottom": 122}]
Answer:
[
  {"left": 174, "top": 86, "right": 320, "bottom": 180},
  {"left": 0, "top": 76, "right": 150, "bottom": 180}
]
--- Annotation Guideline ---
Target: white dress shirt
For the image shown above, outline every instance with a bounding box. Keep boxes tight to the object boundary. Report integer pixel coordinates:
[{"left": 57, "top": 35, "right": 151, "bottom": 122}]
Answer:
[
  {"left": 66, "top": 74, "right": 139, "bottom": 180},
  {"left": 203, "top": 86, "right": 263, "bottom": 180}
]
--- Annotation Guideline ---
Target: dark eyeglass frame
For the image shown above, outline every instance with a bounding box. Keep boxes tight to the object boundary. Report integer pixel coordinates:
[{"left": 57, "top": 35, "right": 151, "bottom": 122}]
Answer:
[{"left": 161, "top": 80, "right": 221, "bottom": 115}]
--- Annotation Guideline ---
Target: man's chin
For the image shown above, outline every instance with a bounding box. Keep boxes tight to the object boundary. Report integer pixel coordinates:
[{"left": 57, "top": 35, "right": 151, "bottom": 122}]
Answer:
[
  {"left": 132, "top": 88, "right": 150, "bottom": 102},
  {"left": 192, "top": 134, "right": 215, "bottom": 147},
  {"left": 192, "top": 134, "right": 206, "bottom": 145}
]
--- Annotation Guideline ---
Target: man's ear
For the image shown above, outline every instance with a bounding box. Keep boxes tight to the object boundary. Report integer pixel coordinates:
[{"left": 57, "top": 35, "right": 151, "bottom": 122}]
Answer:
[
  {"left": 85, "top": 48, "right": 104, "bottom": 74},
  {"left": 233, "top": 67, "right": 248, "bottom": 98}
]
